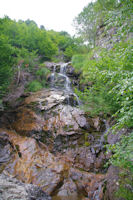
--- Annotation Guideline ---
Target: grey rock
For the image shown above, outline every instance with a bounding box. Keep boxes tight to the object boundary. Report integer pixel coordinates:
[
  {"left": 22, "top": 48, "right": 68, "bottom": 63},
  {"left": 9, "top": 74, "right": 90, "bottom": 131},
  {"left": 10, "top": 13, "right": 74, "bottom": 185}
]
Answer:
[
  {"left": 107, "top": 128, "right": 129, "bottom": 145},
  {"left": 0, "top": 173, "right": 51, "bottom": 200},
  {"left": 56, "top": 178, "right": 78, "bottom": 200},
  {"left": 0, "top": 131, "right": 13, "bottom": 166},
  {"left": 104, "top": 166, "right": 121, "bottom": 200}
]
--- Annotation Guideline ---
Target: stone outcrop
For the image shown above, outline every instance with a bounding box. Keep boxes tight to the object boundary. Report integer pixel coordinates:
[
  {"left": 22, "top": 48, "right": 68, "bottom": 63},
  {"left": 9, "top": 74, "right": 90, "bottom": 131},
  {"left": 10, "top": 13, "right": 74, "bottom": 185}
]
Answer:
[
  {"left": 104, "top": 166, "right": 121, "bottom": 200},
  {"left": 0, "top": 173, "right": 51, "bottom": 200},
  {"left": 0, "top": 128, "right": 107, "bottom": 200},
  {"left": 96, "top": 25, "right": 118, "bottom": 50},
  {"left": 0, "top": 129, "right": 69, "bottom": 195},
  {"left": 10, "top": 89, "right": 89, "bottom": 139}
]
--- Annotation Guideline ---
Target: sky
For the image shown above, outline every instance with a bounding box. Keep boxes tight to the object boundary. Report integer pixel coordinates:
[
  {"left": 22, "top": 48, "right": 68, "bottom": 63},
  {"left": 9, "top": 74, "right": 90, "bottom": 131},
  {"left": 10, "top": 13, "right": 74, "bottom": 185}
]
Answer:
[{"left": 0, "top": 0, "right": 93, "bottom": 35}]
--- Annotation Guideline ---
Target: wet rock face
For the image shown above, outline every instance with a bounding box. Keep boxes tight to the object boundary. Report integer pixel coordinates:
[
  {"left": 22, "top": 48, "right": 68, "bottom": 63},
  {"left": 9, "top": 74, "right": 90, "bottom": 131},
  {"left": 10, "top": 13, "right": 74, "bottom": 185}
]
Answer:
[
  {"left": 0, "top": 63, "right": 112, "bottom": 200},
  {"left": 0, "top": 173, "right": 51, "bottom": 200},
  {"left": 45, "top": 62, "right": 80, "bottom": 87},
  {"left": 1, "top": 129, "right": 69, "bottom": 195},
  {"left": 53, "top": 171, "right": 105, "bottom": 200},
  {"left": 45, "top": 62, "right": 80, "bottom": 76},
  {"left": 69, "top": 168, "right": 105, "bottom": 200},
  {"left": 55, "top": 146, "right": 107, "bottom": 173},
  {"left": 0, "top": 128, "right": 107, "bottom": 200},
  {"left": 12, "top": 108, "right": 44, "bottom": 136},
  {"left": 55, "top": 178, "right": 78, "bottom": 200},
  {"left": 43, "top": 104, "right": 88, "bottom": 137},
  {"left": 11, "top": 89, "right": 89, "bottom": 139}
]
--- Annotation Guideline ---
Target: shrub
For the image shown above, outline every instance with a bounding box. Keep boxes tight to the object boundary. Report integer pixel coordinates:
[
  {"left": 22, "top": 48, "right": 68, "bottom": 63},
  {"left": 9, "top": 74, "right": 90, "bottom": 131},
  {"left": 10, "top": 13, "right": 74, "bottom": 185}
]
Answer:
[
  {"left": 36, "top": 67, "right": 50, "bottom": 80},
  {"left": 72, "top": 54, "right": 87, "bottom": 72},
  {"left": 106, "top": 132, "right": 133, "bottom": 200},
  {"left": 73, "top": 39, "right": 133, "bottom": 128},
  {"left": 26, "top": 80, "right": 42, "bottom": 92},
  {"left": 108, "top": 132, "right": 133, "bottom": 172}
]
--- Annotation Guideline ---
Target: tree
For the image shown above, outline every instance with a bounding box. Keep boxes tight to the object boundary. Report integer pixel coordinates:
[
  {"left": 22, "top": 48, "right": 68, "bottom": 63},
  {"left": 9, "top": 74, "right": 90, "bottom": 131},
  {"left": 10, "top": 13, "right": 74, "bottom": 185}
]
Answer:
[
  {"left": 0, "top": 34, "right": 15, "bottom": 96},
  {"left": 74, "top": 2, "right": 97, "bottom": 47}
]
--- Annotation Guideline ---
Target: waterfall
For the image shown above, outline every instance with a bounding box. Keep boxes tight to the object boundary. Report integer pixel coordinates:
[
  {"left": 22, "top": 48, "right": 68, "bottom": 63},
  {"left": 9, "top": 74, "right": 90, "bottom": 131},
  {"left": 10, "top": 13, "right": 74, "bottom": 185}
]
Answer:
[
  {"left": 60, "top": 63, "right": 67, "bottom": 74},
  {"left": 59, "top": 63, "right": 81, "bottom": 106},
  {"left": 59, "top": 63, "right": 71, "bottom": 92},
  {"left": 50, "top": 63, "right": 81, "bottom": 106},
  {"left": 50, "top": 65, "right": 56, "bottom": 87}
]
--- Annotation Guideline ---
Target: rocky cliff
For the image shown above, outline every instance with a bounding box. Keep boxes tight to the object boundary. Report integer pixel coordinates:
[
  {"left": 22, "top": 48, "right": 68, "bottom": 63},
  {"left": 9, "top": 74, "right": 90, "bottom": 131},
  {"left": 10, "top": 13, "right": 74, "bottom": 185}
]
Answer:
[{"left": 0, "top": 62, "right": 127, "bottom": 200}]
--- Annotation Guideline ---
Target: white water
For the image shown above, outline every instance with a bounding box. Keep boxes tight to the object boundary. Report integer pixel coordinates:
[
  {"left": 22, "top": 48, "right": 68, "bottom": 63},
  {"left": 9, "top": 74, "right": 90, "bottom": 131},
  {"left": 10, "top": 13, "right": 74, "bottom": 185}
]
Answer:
[
  {"left": 50, "top": 65, "right": 56, "bottom": 87},
  {"left": 50, "top": 63, "right": 81, "bottom": 106},
  {"left": 58, "top": 73, "right": 71, "bottom": 92},
  {"left": 59, "top": 63, "right": 81, "bottom": 105},
  {"left": 59, "top": 63, "right": 71, "bottom": 91}
]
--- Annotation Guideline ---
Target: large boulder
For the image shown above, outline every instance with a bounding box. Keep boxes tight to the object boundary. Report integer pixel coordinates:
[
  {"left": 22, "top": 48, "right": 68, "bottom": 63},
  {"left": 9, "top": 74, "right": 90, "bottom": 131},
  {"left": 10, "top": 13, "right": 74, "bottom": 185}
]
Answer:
[{"left": 0, "top": 173, "right": 51, "bottom": 200}]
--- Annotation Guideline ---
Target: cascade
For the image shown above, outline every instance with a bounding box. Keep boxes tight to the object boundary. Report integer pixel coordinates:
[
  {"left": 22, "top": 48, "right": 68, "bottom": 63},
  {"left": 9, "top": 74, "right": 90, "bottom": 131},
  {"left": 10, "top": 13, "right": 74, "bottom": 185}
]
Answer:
[
  {"left": 59, "top": 63, "right": 71, "bottom": 92},
  {"left": 50, "top": 62, "right": 81, "bottom": 106},
  {"left": 50, "top": 65, "right": 56, "bottom": 87}
]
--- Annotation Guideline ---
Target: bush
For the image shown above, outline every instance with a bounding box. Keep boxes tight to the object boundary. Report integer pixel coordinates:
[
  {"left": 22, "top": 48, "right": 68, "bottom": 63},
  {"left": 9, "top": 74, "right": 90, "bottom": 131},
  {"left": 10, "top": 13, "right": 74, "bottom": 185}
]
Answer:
[
  {"left": 26, "top": 80, "right": 43, "bottom": 92},
  {"left": 72, "top": 54, "right": 87, "bottom": 72},
  {"left": 108, "top": 132, "right": 133, "bottom": 172},
  {"left": 73, "top": 39, "right": 133, "bottom": 128},
  {"left": 17, "top": 48, "right": 38, "bottom": 71},
  {"left": 36, "top": 67, "right": 50, "bottom": 80},
  {"left": 107, "top": 132, "right": 133, "bottom": 200}
]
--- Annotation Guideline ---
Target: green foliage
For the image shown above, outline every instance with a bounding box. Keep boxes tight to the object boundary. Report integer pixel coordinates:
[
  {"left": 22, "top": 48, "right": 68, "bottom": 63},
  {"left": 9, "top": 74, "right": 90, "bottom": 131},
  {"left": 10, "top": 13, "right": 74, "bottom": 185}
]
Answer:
[
  {"left": 107, "top": 132, "right": 133, "bottom": 172},
  {"left": 0, "top": 17, "right": 59, "bottom": 60},
  {"left": 73, "top": 2, "right": 133, "bottom": 199},
  {"left": 64, "top": 46, "right": 74, "bottom": 60},
  {"left": 17, "top": 48, "right": 39, "bottom": 70},
  {"left": 38, "top": 63, "right": 46, "bottom": 68},
  {"left": 74, "top": 2, "right": 97, "bottom": 47},
  {"left": 72, "top": 54, "right": 87, "bottom": 72},
  {"left": 73, "top": 39, "right": 133, "bottom": 128},
  {"left": 106, "top": 132, "right": 133, "bottom": 199},
  {"left": 26, "top": 80, "right": 43, "bottom": 92},
  {"left": 74, "top": 0, "right": 133, "bottom": 48},
  {"left": 36, "top": 67, "right": 50, "bottom": 80},
  {"left": 0, "top": 16, "right": 86, "bottom": 99},
  {"left": 0, "top": 34, "right": 15, "bottom": 97},
  {"left": 116, "top": 184, "right": 133, "bottom": 200}
]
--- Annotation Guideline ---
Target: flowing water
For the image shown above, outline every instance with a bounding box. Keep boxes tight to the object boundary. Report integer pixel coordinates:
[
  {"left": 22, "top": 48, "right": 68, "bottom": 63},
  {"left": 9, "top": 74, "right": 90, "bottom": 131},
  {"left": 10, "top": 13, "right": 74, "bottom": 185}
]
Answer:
[
  {"left": 50, "top": 65, "right": 56, "bottom": 87},
  {"left": 50, "top": 63, "right": 80, "bottom": 106}
]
